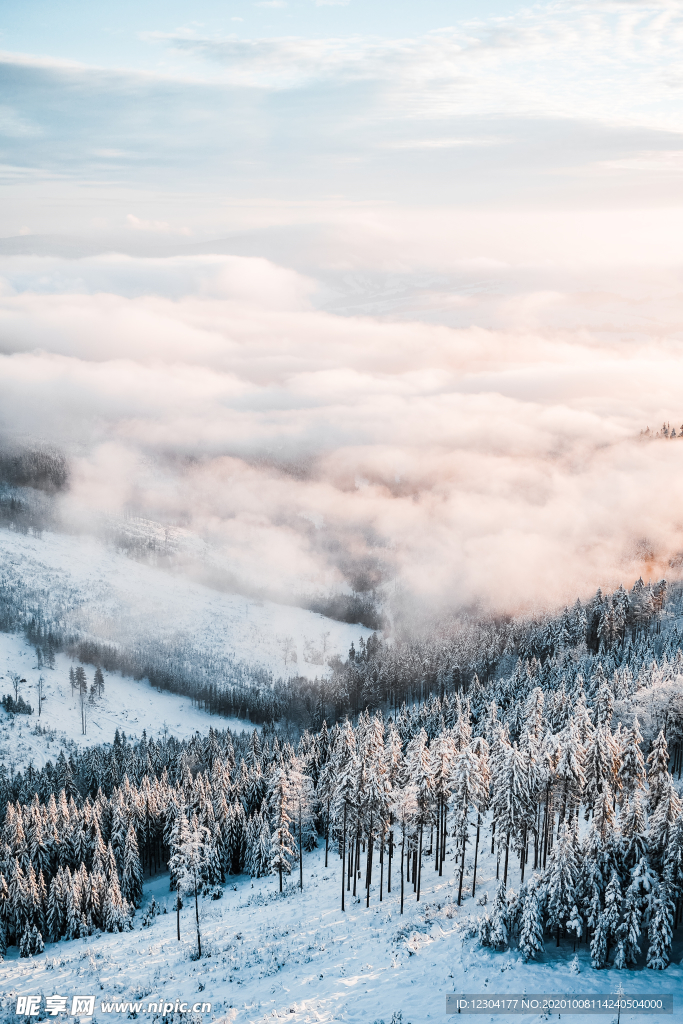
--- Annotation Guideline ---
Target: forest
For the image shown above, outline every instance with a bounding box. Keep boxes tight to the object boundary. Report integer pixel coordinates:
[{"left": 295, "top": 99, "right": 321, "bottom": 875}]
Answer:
[{"left": 1, "top": 568, "right": 683, "bottom": 970}]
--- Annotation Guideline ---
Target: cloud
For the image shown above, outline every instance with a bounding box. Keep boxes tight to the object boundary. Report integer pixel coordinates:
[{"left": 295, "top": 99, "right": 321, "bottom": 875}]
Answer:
[
  {"left": 1, "top": 245, "right": 683, "bottom": 615},
  {"left": 126, "top": 214, "right": 172, "bottom": 232}
]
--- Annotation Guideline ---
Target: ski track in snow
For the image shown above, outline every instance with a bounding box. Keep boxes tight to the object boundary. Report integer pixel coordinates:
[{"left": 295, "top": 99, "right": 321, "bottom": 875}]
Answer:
[{"left": 2, "top": 844, "right": 681, "bottom": 1024}]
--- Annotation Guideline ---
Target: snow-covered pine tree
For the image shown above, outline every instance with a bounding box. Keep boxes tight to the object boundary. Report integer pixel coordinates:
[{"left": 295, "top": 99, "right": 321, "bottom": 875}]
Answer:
[
  {"left": 470, "top": 735, "right": 490, "bottom": 898},
  {"left": 646, "top": 731, "right": 670, "bottom": 813},
  {"left": 405, "top": 728, "right": 434, "bottom": 901},
  {"left": 648, "top": 774, "right": 682, "bottom": 870},
  {"left": 331, "top": 719, "right": 358, "bottom": 912},
  {"left": 121, "top": 824, "right": 143, "bottom": 909},
  {"left": 620, "top": 790, "right": 648, "bottom": 870},
  {"left": 602, "top": 869, "right": 622, "bottom": 962},
  {"left": 102, "top": 872, "right": 130, "bottom": 934},
  {"left": 546, "top": 822, "right": 578, "bottom": 946},
  {"left": 616, "top": 876, "right": 642, "bottom": 967},
  {"left": 176, "top": 813, "right": 208, "bottom": 958},
  {"left": 518, "top": 881, "right": 544, "bottom": 960},
  {"left": 646, "top": 879, "right": 674, "bottom": 969},
  {"left": 430, "top": 730, "right": 455, "bottom": 879},
  {"left": 618, "top": 715, "right": 646, "bottom": 803},
  {"left": 489, "top": 881, "right": 509, "bottom": 950},
  {"left": 492, "top": 740, "right": 533, "bottom": 886},
  {"left": 590, "top": 911, "right": 608, "bottom": 968},
  {"left": 584, "top": 726, "right": 619, "bottom": 817},
  {"left": 392, "top": 782, "right": 417, "bottom": 915},
  {"left": 566, "top": 903, "right": 583, "bottom": 951},
  {"left": 269, "top": 766, "right": 296, "bottom": 894},
  {"left": 287, "top": 756, "right": 316, "bottom": 891},
  {"left": 19, "top": 922, "right": 43, "bottom": 957}
]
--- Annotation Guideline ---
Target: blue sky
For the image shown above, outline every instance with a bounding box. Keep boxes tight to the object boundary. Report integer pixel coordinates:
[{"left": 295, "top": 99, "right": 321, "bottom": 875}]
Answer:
[
  {"left": 3, "top": 0, "right": 683, "bottom": 242},
  {"left": 3, "top": 1, "right": 522, "bottom": 63}
]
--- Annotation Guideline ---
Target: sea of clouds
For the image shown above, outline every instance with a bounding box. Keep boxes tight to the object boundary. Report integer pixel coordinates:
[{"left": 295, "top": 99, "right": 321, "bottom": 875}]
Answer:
[
  {"left": 2, "top": 1, "right": 683, "bottom": 617},
  {"left": 1, "top": 205, "right": 683, "bottom": 617}
]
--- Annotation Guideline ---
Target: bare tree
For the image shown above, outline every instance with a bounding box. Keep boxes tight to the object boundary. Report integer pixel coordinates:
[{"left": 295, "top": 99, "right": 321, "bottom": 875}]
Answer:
[
  {"left": 10, "top": 672, "right": 21, "bottom": 702},
  {"left": 37, "top": 676, "right": 45, "bottom": 717}
]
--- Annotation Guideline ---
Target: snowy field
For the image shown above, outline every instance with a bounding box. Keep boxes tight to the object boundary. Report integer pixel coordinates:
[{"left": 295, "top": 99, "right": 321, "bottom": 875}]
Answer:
[
  {"left": 2, "top": 838, "right": 681, "bottom": 1024},
  {"left": 0, "top": 527, "right": 373, "bottom": 681},
  {"left": 0, "top": 524, "right": 373, "bottom": 768},
  {"left": 0, "top": 630, "right": 252, "bottom": 772}
]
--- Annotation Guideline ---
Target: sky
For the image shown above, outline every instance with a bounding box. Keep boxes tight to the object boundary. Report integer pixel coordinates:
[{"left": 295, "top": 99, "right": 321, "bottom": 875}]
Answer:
[{"left": 2, "top": 1, "right": 683, "bottom": 617}]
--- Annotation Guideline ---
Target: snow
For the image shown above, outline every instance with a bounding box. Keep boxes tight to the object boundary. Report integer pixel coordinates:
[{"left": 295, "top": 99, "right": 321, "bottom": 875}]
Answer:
[
  {"left": 0, "top": 631, "right": 251, "bottom": 772},
  {"left": 0, "top": 523, "right": 373, "bottom": 769},
  {"left": 0, "top": 526, "right": 373, "bottom": 681},
  {"left": 2, "top": 839, "right": 681, "bottom": 1024}
]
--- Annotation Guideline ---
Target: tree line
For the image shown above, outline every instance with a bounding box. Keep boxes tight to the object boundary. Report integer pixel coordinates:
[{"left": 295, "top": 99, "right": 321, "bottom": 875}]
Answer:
[{"left": 1, "top": 662, "right": 682, "bottom": 968}]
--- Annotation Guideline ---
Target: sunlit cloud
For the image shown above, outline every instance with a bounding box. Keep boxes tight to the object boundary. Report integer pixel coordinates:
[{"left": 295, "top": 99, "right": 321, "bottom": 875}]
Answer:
[{"left": 1, "top": 247, "right": 683, "bottom": 614}]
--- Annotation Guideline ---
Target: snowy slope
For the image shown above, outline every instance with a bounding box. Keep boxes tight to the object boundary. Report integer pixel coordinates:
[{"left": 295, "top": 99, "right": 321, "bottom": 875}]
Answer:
[
  {"left": 0, "top": 524, "right": 373, "bottom": 769},
  {"left": 2, "top": 837, "right": 681, "bottom": 1024},
  {"left": 0, "top": 527, "right": 372, "bottom": 681},
  {"left": 0, "top": 631, "right": 252, "bottom": 773}
]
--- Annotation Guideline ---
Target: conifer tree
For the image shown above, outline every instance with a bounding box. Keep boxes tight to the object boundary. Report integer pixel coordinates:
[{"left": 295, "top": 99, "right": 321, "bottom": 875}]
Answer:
[
  {"left": 647, "top": 731, "right": 670, "bottom": 813},
  {"left": 616, "top": 878, "right": 642, "bottom": 966},
  {"left": 646, "top": 880, "right": 674, "bottom": 969},
  {"left": 269, "top": 766, "right": 296, "bottom": 893},
  {"left": 489, "top": 881, "right": 509, "bottom": 950},
  {"left": 618, "top": 716, "right": 646, "bottom": 802},
  {"left": 546, "top": 822, "right": 578, "bottom": 946},
  {"left": 518, "top": 882, "right": 544, "bottom": 961},
  {"left": 392, "top": 782, "right": 417, "bottom": 915},
  {"left": 590, "top": 912, "right": 608, "bottom": 968},
  {"left": 648, "top": 775, "right": 682, "bottom": 869},
  {"left": 287, "top": 757, "right": 315, "bottom": 891},
  {"left": 121, "top": 824, "right": 143, "bottom": 909},
  {"left": 405, "top": 728, "right": 434, "bottom": 901},
  {"left": 602, "top": 869, "right": 622, "bottom": 960}
]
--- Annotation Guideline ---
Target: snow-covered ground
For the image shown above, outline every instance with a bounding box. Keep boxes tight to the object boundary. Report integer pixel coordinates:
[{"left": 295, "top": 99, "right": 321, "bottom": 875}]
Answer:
[
  {"left": 0, "top": 526, "right": 373, "bottom": 681},
  {"left": 2, "top": 837, "right": 681, "bottom": 1024},
  {"left": 0, "top": 523, "right": 374, "bottom": 768},
  {"left": 0, "top": 630, "right": 253, "bottom": 772}
]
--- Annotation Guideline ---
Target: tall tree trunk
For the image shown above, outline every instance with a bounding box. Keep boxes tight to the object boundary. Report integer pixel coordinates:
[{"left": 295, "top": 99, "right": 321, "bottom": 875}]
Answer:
[
  {"left": 379, "top": 835, "right": 384, "bottom": 902},
  {"left": 503, "top": 833, "right": 510, "bottom": 887},
  {"left": 299, "top": 812, "right": 303, "bottom": 890},
  {"left": 472, "top": 811, "right": 481, "bottom": 899},
  {"left": 193, "top": 867, "right": 202, "bottom": 958},
  {"left": 388, "top": 828, "right": 393, "bottom": 893},
  {"left": 400, "top": 826, "right": 405, "bottom": 915},
  {"left": 366, "top": 814, "right": 373, "bottom": 908},
  {"left": 417, "top": 825, "right": 423, "bottom": 902},
  {"left": 341, "top": 803, "right": 347, "bottom": 912},
  {"left": 457, "top": 828, "right": 467, "bottom": 907},
  {"left": 325, "top": 799, "right": 330, "bottom": 868}
]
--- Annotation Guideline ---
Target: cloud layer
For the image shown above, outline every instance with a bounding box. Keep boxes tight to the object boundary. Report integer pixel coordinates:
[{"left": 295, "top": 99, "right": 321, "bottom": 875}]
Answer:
[
  {"left": 2, "top": 242, "right": 683, "bottom": 616},
  {"left": 2, "top": 2, "right": 683, "bottom": 618}
]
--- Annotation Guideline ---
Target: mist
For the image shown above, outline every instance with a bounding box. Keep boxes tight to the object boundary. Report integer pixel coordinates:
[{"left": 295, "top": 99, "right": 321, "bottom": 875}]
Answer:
[
  {"left": 1, "top": 227, "right": 683, "bottom": 618},
  {"left": 3, "top": 0, "right": 683, "bottom": 620}
]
